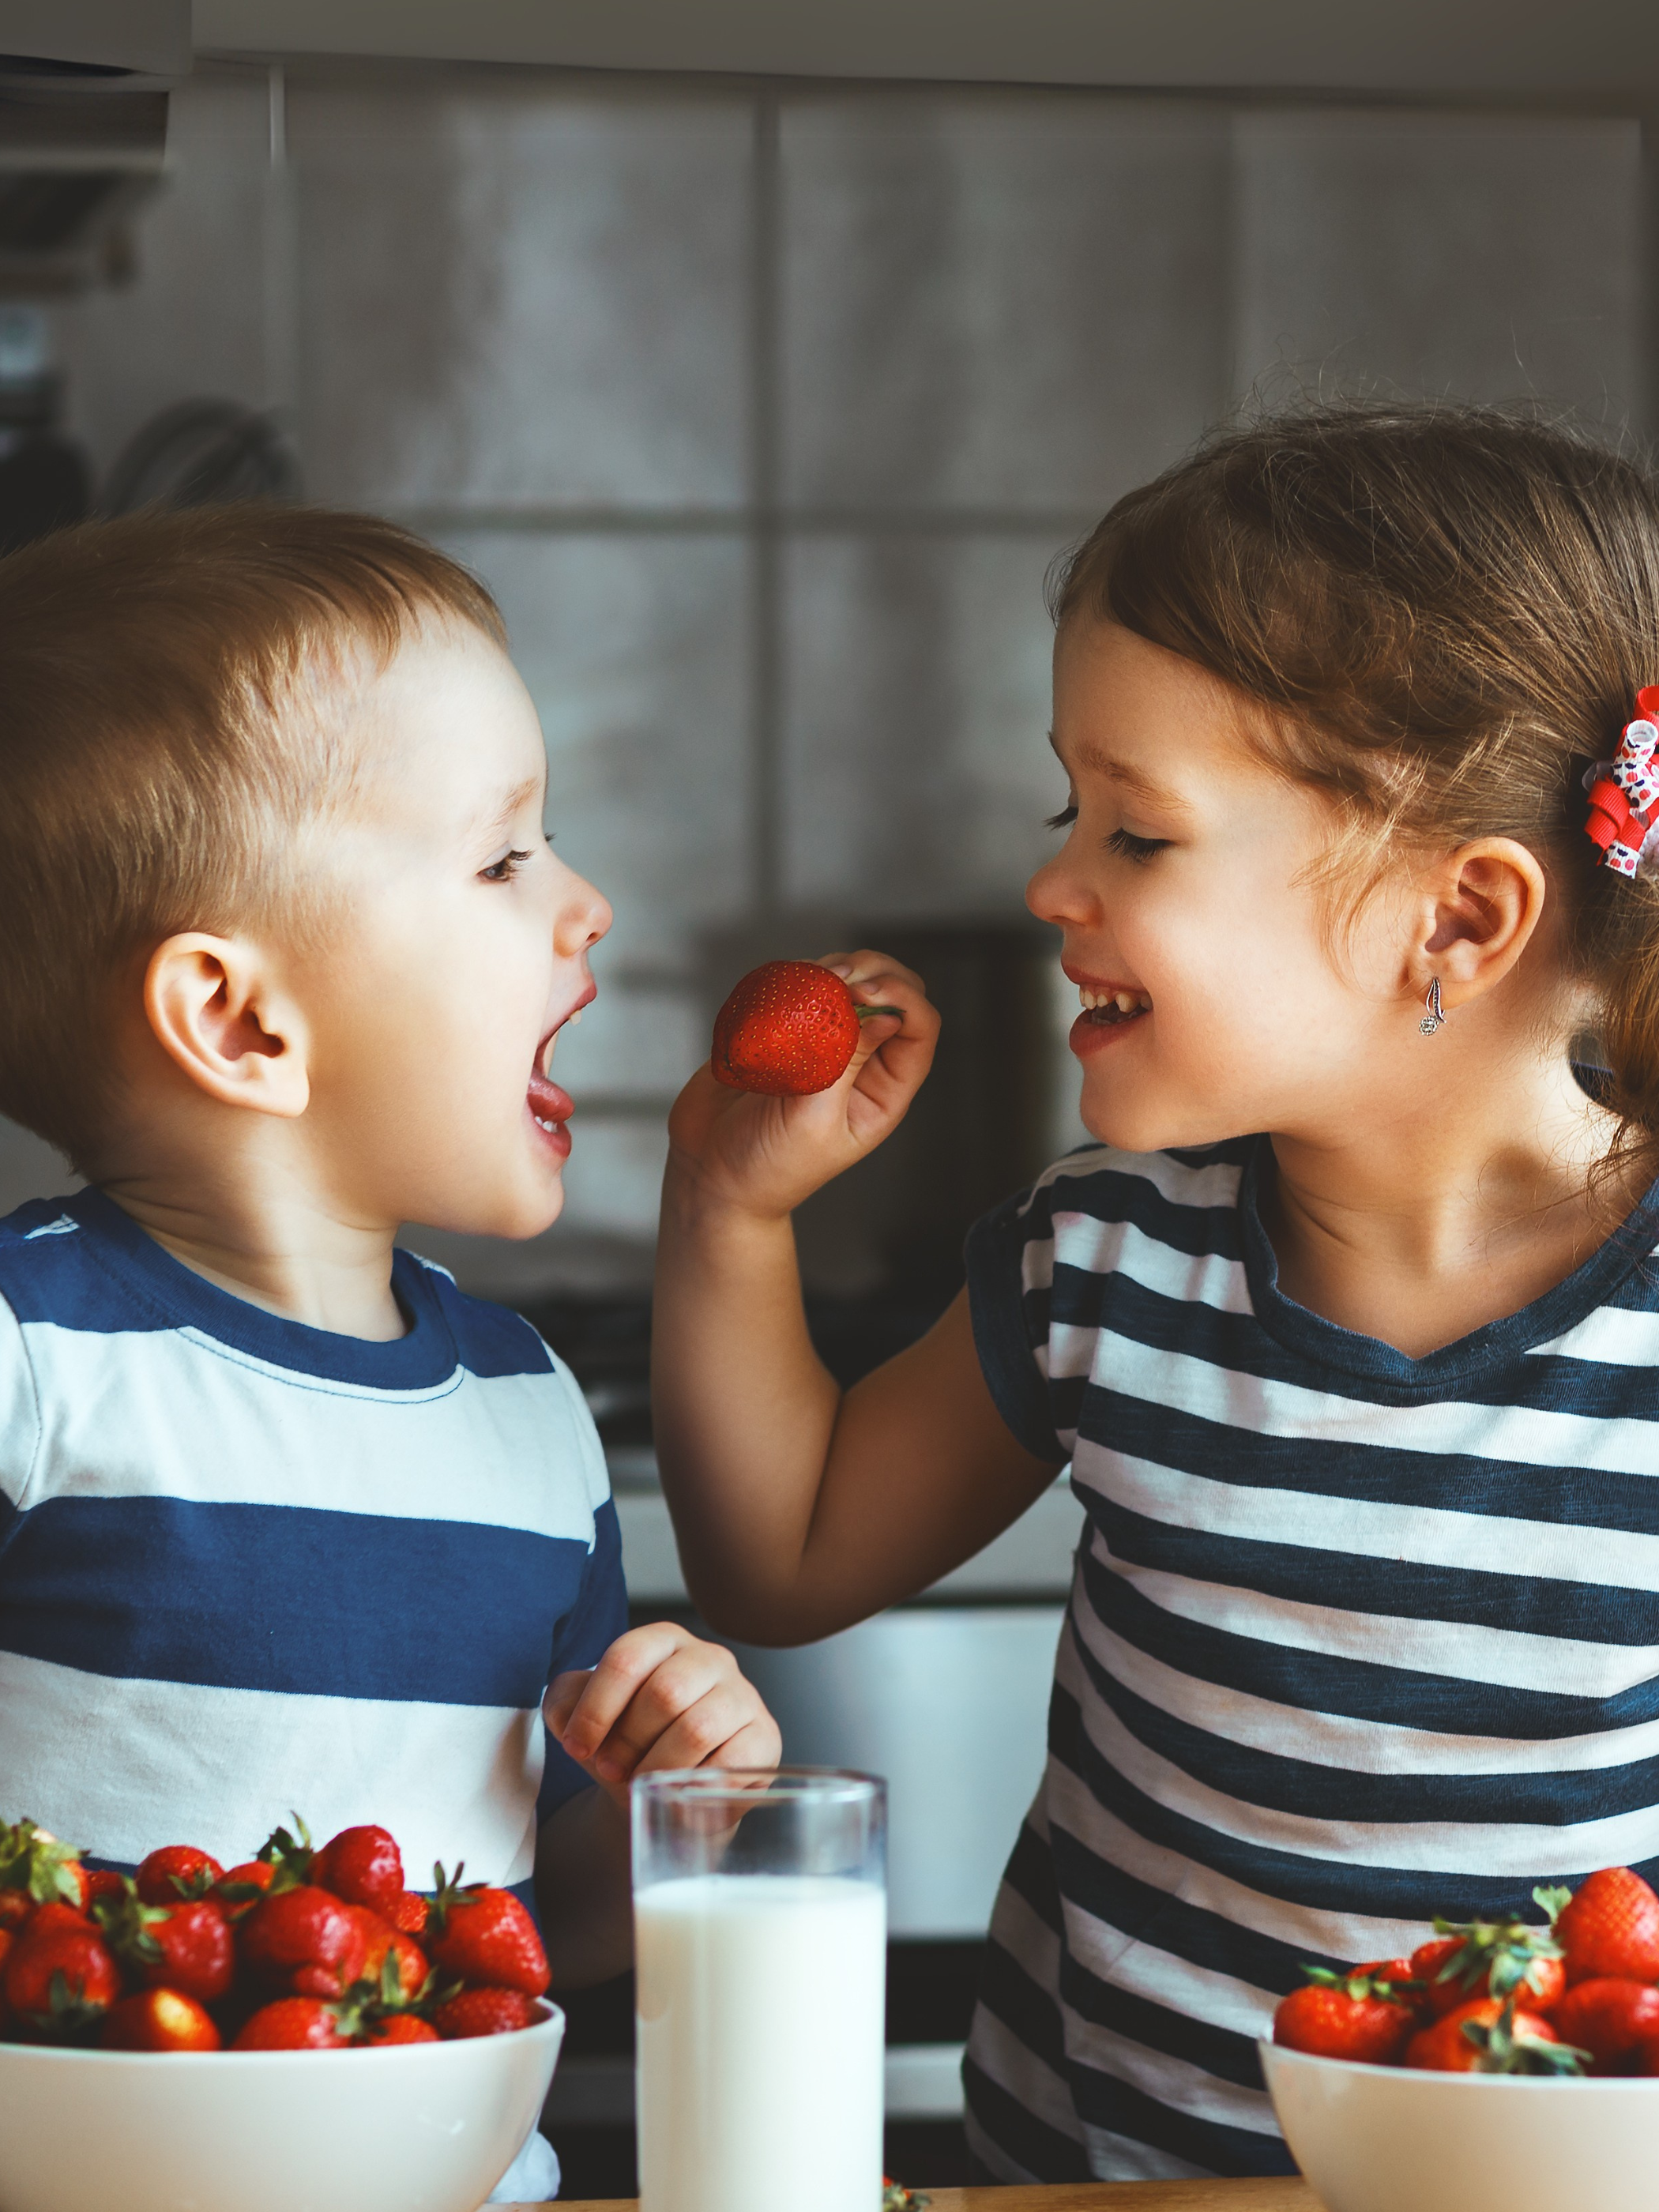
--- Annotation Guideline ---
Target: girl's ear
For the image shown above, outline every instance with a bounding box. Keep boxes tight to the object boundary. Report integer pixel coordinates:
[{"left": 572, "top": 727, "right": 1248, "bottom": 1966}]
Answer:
[
  {"left": 143, "top": 933, "right": 311, "bottom": 1118},
  {"left": 1415, "top": 837, "right": 1548, "bottom": 1010}
]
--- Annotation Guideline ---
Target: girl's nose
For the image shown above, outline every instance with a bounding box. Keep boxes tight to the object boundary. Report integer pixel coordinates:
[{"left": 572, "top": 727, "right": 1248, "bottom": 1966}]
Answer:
[{"left": 1026, "top": 848, "right": 1091, "bottom": 927}]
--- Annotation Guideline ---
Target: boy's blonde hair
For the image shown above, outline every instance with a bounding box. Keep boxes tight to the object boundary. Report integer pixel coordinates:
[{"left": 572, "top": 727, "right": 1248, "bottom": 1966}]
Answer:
[
  {"left": 0, "top": 504, "right": 506, "bottom": 1167},
  {"left": 1051, "top": 401, "right": 1659, "bottom": 1183}
]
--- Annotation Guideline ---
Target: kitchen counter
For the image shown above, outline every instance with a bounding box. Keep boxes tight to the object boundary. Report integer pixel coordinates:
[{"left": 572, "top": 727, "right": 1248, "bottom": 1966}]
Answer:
[{"left": 544, "top": 2188, "right": 1319, "bottom": 2211}]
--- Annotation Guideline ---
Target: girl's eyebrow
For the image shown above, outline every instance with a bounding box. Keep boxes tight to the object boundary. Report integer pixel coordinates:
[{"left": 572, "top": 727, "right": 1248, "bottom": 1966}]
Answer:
[{"left": 1048, "top": 728, "right": 1194, "bottom": 819}]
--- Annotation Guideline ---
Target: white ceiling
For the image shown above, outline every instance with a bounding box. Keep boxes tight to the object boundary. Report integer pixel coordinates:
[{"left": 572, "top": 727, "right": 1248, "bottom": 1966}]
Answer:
[{"left": 191, "top": 0, "right": 1659, "bottom": 99}]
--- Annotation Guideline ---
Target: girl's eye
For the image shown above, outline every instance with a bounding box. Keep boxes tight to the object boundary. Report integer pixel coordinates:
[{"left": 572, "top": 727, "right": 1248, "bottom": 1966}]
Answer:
[
  {"left": 480, "top": 848, "right": 533, "bottom": 882},
  {"left": 1106, "top": 826, "right": 1169, "bottom": 863},
  {"left": 1045, "top": 803, "right": 1078, "bottom": 830}
]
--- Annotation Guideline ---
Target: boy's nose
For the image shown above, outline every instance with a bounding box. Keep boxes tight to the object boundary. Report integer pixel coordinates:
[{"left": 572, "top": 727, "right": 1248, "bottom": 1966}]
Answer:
[{"left": 555, "top": 871, "right": 612, "bottom": 955}]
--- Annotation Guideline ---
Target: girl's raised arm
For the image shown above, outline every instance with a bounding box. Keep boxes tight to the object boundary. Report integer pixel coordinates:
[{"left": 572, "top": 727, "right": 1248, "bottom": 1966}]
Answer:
[{"left": 650, "top": 951, "right": 1062, "bottom": 1646}]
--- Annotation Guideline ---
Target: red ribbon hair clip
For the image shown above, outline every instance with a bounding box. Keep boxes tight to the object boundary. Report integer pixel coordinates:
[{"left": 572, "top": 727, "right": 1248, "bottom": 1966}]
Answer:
[{"left": 1585, "top": 685, "right": 1659, "bottom": 877}]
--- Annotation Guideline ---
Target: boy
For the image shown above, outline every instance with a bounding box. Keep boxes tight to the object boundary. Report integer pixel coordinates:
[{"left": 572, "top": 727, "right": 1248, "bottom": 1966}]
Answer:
[{"left": 0, "top": 506, "right": 777, "bottom": 2198}]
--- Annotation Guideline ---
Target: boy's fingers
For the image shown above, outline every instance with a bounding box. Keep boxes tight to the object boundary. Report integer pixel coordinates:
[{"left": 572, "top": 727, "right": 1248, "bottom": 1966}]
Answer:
[
  {"left": 604, "top": 1683, "right": 782, "bottom": 1785},
  {"left": 542, "top": 1668, "right": 594, "bottom": 1739},
  {"left": 585, "top": 1645, "right": 739, "bottom": 1777},
  {"left": 545, "top": 1623, "right": 690, "bottom": 1762}
]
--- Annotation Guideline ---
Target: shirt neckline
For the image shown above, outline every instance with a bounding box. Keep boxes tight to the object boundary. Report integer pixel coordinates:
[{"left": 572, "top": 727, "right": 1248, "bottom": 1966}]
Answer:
[
  {"left": 70, "top": 1187, "right": 461, "bottom": 1392},
  {"left": 1237, "top": 1133, "right": 1659, "bottom": 1390}
]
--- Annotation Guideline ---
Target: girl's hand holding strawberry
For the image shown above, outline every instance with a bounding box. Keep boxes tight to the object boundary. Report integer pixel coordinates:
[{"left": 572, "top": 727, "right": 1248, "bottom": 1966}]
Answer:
[
  {"left": 542, "top": 1620, "right": 782, "bottom": 1810},
  {"left": 666, "top": 951, "right": 939, "bottom": 1227}
]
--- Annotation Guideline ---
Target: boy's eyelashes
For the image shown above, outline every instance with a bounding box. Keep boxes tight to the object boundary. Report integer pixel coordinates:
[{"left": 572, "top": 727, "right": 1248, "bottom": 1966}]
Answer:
[
  {"left": 479, "top": 848, "right": 534, "bottom": 882},
  {"left": 1045, "top": 802, "right": 1078, "bottom": 830}
]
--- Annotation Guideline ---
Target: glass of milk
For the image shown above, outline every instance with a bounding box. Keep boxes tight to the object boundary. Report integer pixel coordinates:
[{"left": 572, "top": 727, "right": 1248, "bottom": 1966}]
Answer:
[{"left": 633, "top": 1766, "right": 886, "bottom": 2212}]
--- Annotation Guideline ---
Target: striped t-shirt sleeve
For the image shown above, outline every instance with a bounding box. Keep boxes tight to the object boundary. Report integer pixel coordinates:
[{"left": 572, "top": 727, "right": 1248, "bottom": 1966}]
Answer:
[{"left": 965, "top": 1183, "right": 1065, "bottom": 1464}]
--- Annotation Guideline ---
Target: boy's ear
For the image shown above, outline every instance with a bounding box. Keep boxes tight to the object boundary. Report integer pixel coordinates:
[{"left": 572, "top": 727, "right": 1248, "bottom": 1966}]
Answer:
[
  {"left": 142, "top": 933, "right": 310, "bottom": 1118},
  {"left": 1413, "top": 836, "right": 1548, "bottom": 1010}
]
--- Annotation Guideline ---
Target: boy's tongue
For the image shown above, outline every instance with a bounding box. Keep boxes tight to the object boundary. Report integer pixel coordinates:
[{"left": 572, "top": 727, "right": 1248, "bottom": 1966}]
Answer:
[{"left": 528, "top": 1069, "right": 574, "bottom": 1123}]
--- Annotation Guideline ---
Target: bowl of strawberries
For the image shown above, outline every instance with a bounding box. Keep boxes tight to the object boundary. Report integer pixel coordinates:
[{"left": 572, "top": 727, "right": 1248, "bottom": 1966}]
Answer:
[
  {"left": 0, "top": 1813, "right": 565, "bottom": 2212},
  {"left": 1262, "top": 1863, "right": 1659, "bottom": 2212}
]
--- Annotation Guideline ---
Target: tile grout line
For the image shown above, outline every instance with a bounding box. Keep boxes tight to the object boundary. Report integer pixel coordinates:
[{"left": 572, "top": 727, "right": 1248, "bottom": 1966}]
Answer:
[{"left": 748, "top": 88, "right": 784, "bottom": 922}]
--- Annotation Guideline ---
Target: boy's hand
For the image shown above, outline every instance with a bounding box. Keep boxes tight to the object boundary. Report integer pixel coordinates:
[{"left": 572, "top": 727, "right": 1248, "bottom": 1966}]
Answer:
[
  {"left": 666, "top": 949, "right": 939, "bottom": 1221},
  {"left": 543, "top": 1623, "right": 781, "bottom": 1811}
]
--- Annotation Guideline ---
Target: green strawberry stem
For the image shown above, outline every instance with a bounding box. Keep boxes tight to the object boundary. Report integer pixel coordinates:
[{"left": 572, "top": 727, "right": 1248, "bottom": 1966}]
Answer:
[{"left": 854, "top": 1004, "right": 902, "bottom": 1021}]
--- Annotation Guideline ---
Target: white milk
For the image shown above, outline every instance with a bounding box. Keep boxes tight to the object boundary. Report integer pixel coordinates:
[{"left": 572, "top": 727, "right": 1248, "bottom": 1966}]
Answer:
[{"left": 635, "top": 1874, "right": 887, "bottom": 2212}]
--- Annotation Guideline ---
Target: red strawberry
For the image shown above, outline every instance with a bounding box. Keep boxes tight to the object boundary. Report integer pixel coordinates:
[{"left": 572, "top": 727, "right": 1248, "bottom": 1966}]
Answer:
[
  {"left": 314, "top": 1826, "right": 404, "bottom": 1917},
  {"left": 3, "top": 1918, "right": 120, "bottom": 2037},
  {"left": 0, "top": 1820, "right": 90, "bottom": 1917},
  {"left": 213, "top": 1860, "right": 274, "bottom": 1924},
  {"left": 711, "top": 961, "right": 897, "bottom": 1097},
  {"left": 1409, "top": 1913, "right": 1564, "bottom": 2017},
  {"left": 386, "top": 1890, "right": 429, "bottom": 1939},
  {"left": 135, "top": 1845, "right": 225, "bottom": 1905},
  {"left": 339, "top": 1904, "right": 427, "bottom": 2003},
  {"left": 358, "top": 2013, "right": 439, "bottom": 2046},
  {"left": 1552, "top": 1868, "right": 1659, "bottom": 1984},
  {"left": 1548, "top": 1977, "right": 1659, "bottom": 2065},
  {"left": 94, "top": 1882, "right": 234, "bottom": 2005},
  {"left": 426, "top": 1867, "right": 548, "bottom": 1997},
  {"left": 432, "top": 1987, "right": 543, "bottom": 2039},
  {"left": 1406, "top": 1996, "right": 1581, "bottom": 2075},
  {"left": 85, "top": 1870, "right": 127, "bottom": 1910},
  {"left": 241, "top": 1885, "right": 368, "bottom": 1999},
  {"left": 101, "top": 1988, "right": 221, "bottom": 2053},
  {"left": 232, "top": 1996, "right": 353, "bottom": 2052},
  {"left": 1272, "top": 1966, "right": 1418, "bottom": 2064},
  {"left": 26, "top": 1901, "right": 91, "bottom": 1936}
]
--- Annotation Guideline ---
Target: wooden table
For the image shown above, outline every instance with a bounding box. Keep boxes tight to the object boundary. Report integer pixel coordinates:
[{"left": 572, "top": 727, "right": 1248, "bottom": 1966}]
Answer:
[{"left": 541, "top": 2187, "right": 1319, "bottom": 2211}]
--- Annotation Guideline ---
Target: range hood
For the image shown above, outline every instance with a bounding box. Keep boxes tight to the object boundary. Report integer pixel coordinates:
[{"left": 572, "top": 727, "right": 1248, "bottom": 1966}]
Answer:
[{"left": 0, "top": 0, "right": 188, "bottom": 294}]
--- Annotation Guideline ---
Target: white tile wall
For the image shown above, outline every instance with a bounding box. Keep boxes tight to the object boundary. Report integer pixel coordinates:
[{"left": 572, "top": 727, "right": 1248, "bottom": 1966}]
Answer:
[
  {"left": 292, "top": 79, "right": 754, "bottom": 510},
  {"left": 780, "top": 94, "right": 1230, "bottom": 512},
  {"left": 781, "top": 531, "right": 1065, "bottom": 913},
  {"left": 1230, "top": 111, "right": 1644, "bottom": 423}
]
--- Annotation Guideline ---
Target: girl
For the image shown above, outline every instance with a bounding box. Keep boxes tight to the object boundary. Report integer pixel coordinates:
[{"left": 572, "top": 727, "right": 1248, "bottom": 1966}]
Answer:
[{"left": 644, "top": 403, "right": 1659, "bottom": 2181}]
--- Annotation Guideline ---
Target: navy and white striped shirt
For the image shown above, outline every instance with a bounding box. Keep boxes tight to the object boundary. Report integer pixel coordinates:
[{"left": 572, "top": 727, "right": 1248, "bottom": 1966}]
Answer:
[
  {"left": 0, "top": 1188, "right": 625, "bottom": 1888},
  {"left": 962, "top": 1136, "right": 1659, "bottom": 2184}
]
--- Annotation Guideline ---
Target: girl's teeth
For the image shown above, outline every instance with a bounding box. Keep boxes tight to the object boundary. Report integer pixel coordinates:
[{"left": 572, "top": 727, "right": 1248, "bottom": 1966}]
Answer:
[
  {"left": 570, "top": 1010, "right": 582, "bottom": 1026},
  {"left": 542, "top": 1036, "right": 557, "bottom": 1078},
  {"left": 1113, "top": 991, "right": 1137, "bottom": 1014}
]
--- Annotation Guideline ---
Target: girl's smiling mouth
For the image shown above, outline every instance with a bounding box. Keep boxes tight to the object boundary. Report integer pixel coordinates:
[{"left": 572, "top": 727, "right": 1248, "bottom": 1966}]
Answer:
[{"left": 1068, "top": 976, "right": 1151, "bottom": 1055}]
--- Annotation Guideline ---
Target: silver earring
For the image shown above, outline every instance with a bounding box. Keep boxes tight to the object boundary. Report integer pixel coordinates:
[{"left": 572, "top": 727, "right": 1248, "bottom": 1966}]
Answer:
[{"left": 1419, "top": 976, "right": 1446, "bottom": 1036}]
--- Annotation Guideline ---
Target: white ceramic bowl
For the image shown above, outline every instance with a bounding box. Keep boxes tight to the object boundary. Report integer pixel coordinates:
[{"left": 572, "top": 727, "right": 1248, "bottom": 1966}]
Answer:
[
  {"left": 1262, "top": 2037, "right": 1659, "bottom": 2212},
  {"left": 0, "top": 2006, "right": 565, "bottom": 2212}
]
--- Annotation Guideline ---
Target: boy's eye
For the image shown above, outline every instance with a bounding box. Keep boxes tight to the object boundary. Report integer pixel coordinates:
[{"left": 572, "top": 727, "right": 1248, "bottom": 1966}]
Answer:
[
  {"left": 1045, "top": 803, "right": 1078, "bottom": 830},
  {"left": 1105, "top": 826, "right": 1169, "bottom": 863},
  {"left": 480, "top": 848, "right": 533, "bottom": 882}
]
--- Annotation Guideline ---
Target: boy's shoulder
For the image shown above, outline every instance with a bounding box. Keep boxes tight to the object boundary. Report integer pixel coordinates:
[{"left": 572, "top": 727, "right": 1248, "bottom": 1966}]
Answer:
[
  {"left": 0, "top": 1191, "right": 138, "bottom": 1329},
  {"left": 397, "top": 1248, "right": 557, "bottom": 1381}
]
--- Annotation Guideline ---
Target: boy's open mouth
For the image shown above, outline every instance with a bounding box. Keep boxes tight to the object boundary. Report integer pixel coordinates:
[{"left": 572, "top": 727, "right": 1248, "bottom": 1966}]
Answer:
[{"left": 527, "top": 999, "right": 589, "bottom": 1135}]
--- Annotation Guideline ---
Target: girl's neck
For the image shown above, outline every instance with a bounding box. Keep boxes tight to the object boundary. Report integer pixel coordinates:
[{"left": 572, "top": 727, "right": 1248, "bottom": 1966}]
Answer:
[{"left": 1261, "top": 1043, "right": 1637, "bottom": 1360}]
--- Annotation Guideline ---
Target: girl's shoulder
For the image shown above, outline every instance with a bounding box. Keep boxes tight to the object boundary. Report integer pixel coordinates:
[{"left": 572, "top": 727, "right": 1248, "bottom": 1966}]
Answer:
[{"left": 1003, "top": 1134, "right": 1255, "bottom": 1263}]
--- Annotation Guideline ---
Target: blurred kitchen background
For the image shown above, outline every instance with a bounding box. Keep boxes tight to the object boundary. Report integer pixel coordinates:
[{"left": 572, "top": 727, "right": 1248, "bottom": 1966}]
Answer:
[{"left": 0, "top": 0, "right": 1651, "bottom": 2187}]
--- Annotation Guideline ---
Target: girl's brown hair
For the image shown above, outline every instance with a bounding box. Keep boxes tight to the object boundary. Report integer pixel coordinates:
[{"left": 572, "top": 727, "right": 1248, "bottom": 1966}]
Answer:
[{"left": 1050, "top": 400, "right": 1659, "bottom": 1186}]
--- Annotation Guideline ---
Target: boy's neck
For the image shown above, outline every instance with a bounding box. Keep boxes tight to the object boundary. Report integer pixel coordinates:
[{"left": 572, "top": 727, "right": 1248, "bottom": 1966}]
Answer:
[{"left": 93, "top": 1168, "right": 408, "bottom": 1344}]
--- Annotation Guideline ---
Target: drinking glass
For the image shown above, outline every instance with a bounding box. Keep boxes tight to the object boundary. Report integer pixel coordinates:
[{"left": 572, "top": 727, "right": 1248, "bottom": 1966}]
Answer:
[{"left": 633, "top": 1767, "right": 887, "bottom": 2212}]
